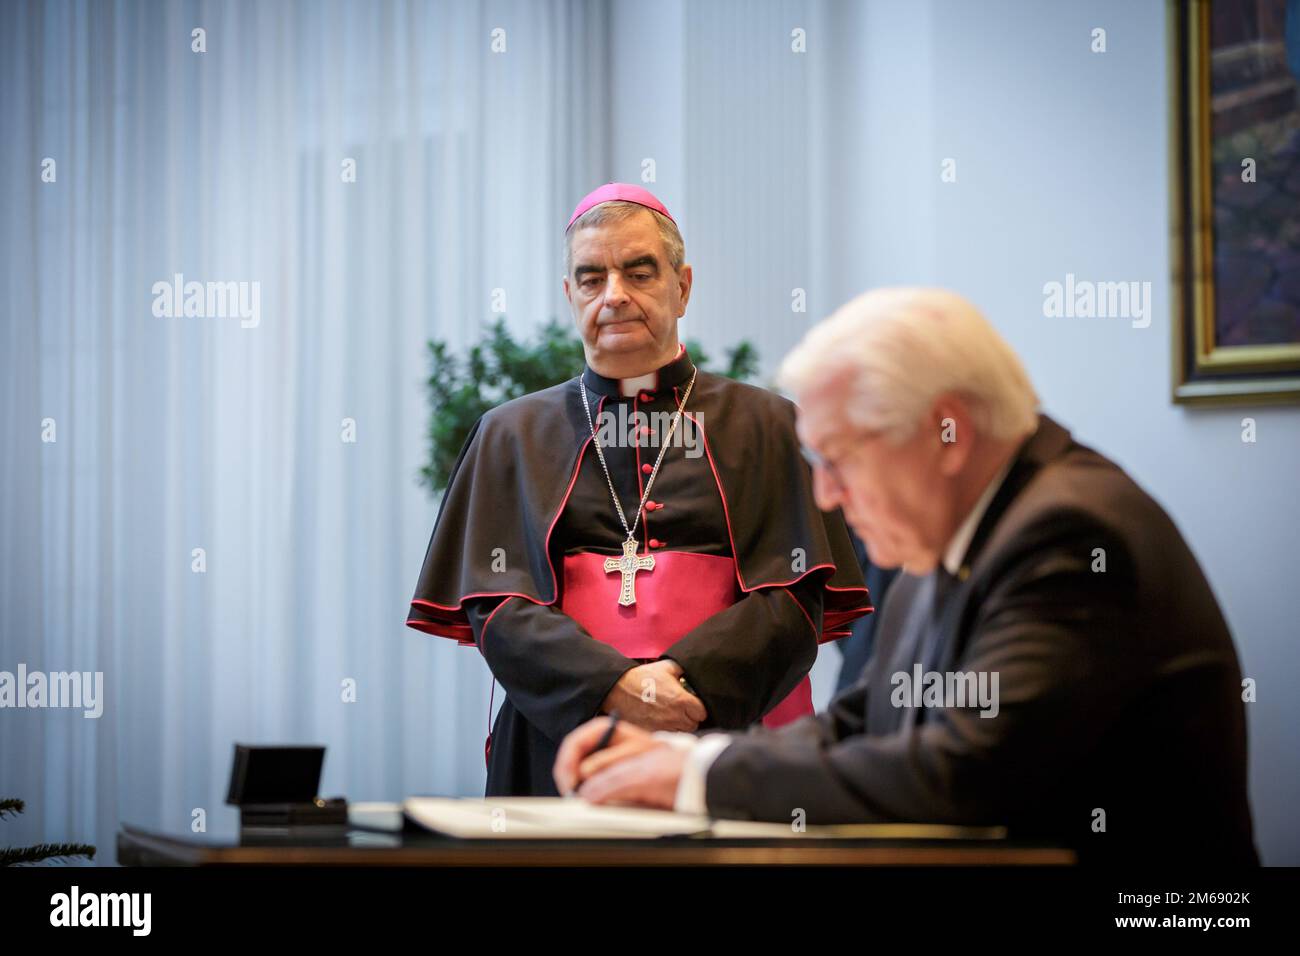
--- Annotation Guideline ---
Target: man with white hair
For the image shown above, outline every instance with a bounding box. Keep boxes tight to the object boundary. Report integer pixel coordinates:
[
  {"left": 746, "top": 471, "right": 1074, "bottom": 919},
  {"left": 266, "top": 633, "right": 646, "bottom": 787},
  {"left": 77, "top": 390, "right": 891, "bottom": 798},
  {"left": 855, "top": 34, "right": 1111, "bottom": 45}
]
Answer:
[{"left": 555, "top": 287, "right": 1258, "bottom": 864}]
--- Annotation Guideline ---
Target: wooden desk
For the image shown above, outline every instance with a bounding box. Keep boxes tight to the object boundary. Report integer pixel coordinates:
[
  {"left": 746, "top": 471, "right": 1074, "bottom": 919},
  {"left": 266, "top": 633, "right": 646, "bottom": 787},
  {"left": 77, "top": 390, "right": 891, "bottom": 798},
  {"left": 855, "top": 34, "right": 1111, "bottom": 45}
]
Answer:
[{"left": 117, "top": 822, "right": 1075, "bottom": 866}]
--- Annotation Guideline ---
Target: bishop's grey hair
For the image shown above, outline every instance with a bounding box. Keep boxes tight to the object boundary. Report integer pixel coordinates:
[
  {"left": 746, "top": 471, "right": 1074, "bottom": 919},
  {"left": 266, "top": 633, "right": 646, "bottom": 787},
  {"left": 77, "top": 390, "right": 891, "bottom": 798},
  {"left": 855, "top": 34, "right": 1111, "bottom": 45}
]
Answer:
[{"left": 564, "top": 201, "right": 685, "bottom": 277}]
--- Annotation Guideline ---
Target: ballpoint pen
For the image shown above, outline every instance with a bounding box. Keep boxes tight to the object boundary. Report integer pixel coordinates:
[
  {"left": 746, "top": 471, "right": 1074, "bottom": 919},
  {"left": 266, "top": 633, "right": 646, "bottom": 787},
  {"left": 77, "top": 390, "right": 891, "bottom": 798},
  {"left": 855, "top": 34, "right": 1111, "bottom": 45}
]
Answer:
[{"left": 567, "top": 710, "right": 619, "bottom": 797}]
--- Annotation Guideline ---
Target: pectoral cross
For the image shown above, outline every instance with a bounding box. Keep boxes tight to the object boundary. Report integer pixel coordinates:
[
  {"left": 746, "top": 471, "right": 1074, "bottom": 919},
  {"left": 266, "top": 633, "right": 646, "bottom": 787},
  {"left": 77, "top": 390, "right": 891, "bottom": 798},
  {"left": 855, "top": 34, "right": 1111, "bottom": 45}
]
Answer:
[{"left": 604, "top": 537, "right": 655, "bottom": 607}]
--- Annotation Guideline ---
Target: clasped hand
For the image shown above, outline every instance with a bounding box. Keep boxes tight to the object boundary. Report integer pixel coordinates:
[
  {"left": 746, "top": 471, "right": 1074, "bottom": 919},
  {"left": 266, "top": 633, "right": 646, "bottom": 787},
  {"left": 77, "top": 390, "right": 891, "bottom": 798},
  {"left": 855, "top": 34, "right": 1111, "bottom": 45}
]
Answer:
[{"left": 599, "top": 658, "right": 706, "bottom": 731}]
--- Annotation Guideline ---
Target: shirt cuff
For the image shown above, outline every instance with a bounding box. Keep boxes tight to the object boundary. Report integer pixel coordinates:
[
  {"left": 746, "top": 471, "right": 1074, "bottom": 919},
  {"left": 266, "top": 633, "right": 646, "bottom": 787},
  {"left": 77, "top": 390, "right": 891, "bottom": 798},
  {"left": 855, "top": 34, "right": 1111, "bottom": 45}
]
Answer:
[{"left": 652, "top": 731, "right": 733, "bottom": 815}]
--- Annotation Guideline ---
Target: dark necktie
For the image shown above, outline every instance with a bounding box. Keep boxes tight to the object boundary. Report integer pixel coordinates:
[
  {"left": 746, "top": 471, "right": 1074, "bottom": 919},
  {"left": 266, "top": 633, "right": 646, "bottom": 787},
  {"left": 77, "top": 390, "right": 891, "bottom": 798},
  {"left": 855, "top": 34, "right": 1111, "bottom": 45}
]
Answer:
[
  {"left": 920, "top": 567, "right": 960, "bottom": 679},
  {"left": 932, "top": 566, "right": 959, "bottom": 617}
]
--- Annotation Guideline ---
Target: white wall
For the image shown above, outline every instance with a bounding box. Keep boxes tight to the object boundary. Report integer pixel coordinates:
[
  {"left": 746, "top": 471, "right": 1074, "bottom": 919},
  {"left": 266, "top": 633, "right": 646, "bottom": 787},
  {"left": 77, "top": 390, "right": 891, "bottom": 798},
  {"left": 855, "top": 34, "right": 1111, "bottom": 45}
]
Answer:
[
  {"left": 914, "top": 0, "right": 1298, "bottom": 867},
  {"left": 6, "top": 0, "right": 1292, "bottom": 865},
  {"left": 0, "top": 0, "right": 613, "bottom": 860},
  {"left": 615, "top": 0, "right": 1299, "bottom": 864}
]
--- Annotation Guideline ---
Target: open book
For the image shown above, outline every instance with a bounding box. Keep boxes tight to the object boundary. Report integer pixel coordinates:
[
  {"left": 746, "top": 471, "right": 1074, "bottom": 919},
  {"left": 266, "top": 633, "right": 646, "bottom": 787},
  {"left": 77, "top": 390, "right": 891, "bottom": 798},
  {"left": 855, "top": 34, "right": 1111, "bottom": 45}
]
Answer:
[{"left": 399, "top": 797, "right": 1006, "bottom": 841}]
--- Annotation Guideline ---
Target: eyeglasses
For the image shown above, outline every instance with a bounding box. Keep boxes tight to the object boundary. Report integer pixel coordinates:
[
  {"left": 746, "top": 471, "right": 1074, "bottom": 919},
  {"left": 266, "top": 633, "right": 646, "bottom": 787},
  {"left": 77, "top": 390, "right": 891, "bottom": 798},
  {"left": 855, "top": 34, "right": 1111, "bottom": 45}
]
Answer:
[
  {"left": 800, "top": 431, "right": 881, "bottom": 492},
  {"left": 800, "top": 442, "right": 849, "bottom": 491}
]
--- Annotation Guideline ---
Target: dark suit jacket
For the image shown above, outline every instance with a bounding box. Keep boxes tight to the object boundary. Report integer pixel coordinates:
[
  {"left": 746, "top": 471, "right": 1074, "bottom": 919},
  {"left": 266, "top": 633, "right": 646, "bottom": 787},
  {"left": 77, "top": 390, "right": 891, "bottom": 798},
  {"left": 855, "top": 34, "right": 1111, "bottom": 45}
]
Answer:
[{"left": 706, "top": 413, "right": 1258, "bottom": 864}]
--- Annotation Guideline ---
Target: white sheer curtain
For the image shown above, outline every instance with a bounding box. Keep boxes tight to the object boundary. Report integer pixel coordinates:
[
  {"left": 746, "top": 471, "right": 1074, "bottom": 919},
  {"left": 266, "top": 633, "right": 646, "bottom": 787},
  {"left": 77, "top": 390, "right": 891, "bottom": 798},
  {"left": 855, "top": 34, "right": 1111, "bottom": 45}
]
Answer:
[{"left": 0, "top": 0, "right": 610, "bottom": 859}]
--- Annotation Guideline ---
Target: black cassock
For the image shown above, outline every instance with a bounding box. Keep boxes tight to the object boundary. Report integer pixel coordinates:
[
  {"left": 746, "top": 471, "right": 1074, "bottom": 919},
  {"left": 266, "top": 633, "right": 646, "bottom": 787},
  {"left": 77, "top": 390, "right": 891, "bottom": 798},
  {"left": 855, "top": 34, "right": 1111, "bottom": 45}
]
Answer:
[{"left": 407, "top": 347, "right": 871, "bottom": 795}]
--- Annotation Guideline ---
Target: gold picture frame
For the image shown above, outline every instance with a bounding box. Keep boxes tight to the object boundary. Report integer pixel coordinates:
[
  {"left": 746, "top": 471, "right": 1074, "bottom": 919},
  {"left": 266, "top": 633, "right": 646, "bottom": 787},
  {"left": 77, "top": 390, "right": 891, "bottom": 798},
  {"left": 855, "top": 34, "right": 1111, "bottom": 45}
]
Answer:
[{"left": 1170, "top": 0, "right": 1300, "bottom": 404}]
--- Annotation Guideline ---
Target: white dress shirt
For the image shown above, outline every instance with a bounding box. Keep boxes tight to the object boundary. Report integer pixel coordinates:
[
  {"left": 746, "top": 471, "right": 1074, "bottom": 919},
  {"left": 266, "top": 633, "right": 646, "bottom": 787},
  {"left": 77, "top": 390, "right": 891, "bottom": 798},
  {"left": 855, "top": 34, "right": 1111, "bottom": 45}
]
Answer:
[{"left": 658, "top": 455, "right": 1016, "bottom": 815}]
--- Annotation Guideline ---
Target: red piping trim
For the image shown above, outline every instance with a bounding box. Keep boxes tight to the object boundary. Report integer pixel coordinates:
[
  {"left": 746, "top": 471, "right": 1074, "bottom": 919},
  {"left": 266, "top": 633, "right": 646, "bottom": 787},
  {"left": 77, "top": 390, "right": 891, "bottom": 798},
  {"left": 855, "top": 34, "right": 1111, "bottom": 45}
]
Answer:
[
  {"left": 756, "top": 562, "right": 839, "bottom": 589},
  {"left": 412, "top": 595, "right": 544, "bottom": 613},
  {"left": 405, "top": 617, "right": 474, "bottom": 642},
  {"left": 543, "top": 425, "right": 593, "bottom": 600},
  {"left": 684, "top": 410, "right": 747, "bottom": 591},
  {"left": 478, "top": 595, "right": 516, "bottom": 653},
  {"left": 410, "top": 387, "right": 872, "bottom": 643},
  {"left": 407, "top": 417, "right": 597, "bottom": 636},
  {"left": 480, "top": 597, "right": 516, "bottom": 759},
  {"left": 778, "top": 587, "right": 818, "bottom": 640},
  {"left": 683, "top": 409, "right": 869, "bottom": 602}
]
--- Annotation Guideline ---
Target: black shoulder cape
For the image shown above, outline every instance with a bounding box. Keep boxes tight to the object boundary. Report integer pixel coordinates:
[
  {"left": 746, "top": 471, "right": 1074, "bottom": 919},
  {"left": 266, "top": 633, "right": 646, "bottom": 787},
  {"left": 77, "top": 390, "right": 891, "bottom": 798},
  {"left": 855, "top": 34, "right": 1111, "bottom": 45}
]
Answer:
[{"left": 407, "top": 370, "right": 871, "bottom": 642}]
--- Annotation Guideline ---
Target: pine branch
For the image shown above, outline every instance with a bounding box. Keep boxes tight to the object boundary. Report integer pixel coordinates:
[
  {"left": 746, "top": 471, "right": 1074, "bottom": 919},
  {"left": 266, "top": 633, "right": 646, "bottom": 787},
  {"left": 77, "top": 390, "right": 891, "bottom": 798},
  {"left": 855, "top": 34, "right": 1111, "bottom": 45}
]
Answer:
[{"left": 0, "top": 842, "right": 97, "bottom": 866}]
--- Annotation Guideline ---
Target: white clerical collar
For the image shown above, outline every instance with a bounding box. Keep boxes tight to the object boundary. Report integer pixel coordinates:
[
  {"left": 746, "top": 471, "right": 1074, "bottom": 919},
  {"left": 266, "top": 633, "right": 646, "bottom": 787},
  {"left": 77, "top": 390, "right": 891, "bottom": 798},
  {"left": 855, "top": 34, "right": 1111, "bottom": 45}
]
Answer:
[
  {"left": 942, "top": 456, "right": 1014, "bottom": 576},
  {"left": 619, "top": 371, "right": 658, "bottom": 397},
  {"left": 617, "top": 343, "right": 686, "bottom": 397}
]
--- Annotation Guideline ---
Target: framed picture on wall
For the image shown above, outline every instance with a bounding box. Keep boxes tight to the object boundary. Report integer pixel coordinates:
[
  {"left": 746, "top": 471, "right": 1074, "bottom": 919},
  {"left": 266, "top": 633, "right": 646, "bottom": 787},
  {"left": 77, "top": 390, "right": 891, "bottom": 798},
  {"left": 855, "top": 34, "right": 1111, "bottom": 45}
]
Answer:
[{"left": 1169, "top": 0, "right": 1300, "bottom": 404}]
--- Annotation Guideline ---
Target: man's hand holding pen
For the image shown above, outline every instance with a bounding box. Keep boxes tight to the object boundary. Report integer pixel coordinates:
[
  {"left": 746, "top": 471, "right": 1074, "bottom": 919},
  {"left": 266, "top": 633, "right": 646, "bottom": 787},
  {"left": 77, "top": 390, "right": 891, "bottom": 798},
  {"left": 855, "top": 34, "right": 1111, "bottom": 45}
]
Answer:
[{"left": 554, "top": 712, "right": 688, "bottom": 810}]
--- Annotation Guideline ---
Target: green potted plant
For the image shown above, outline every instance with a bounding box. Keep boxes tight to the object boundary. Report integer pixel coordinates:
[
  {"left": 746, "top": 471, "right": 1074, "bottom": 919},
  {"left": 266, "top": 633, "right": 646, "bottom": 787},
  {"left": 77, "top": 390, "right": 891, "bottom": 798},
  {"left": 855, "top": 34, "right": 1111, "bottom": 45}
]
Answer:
[
  {"left": 419, "top": 317, "right": 758, "bottom": 494},
  {"left": 0, "top": 798, "right": 96, "bottom": 866}
]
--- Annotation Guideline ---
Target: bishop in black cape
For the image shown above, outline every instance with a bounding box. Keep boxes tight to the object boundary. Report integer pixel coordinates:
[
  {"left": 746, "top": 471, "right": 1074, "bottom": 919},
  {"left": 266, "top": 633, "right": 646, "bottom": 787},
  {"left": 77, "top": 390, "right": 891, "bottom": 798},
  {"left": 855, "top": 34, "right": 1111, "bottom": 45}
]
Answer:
[{"left": 407, "top": 346, "right": 871, "bottom": 795}]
